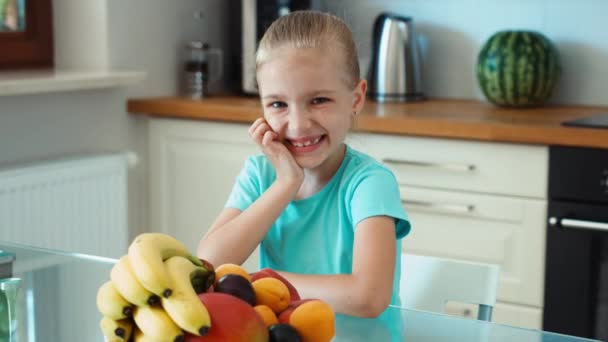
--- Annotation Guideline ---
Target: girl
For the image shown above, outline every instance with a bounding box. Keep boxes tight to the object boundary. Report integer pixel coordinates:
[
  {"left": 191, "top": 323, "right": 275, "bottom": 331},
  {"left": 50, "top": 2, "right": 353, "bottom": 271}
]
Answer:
[{"left": 198, "top": 10, "right": 410, "bottom": 318}]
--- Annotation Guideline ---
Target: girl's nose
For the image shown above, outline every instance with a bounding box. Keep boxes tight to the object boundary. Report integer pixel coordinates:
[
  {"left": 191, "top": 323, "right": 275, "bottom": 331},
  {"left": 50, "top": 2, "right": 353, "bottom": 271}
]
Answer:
[{"left": 288, "top": 106, "right": 312, "bottom": 132}]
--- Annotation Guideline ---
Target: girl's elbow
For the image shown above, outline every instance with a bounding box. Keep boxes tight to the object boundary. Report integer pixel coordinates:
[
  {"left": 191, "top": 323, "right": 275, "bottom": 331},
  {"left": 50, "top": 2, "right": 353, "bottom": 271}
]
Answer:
[
  {"left": 362, "top": 297, "right": 390, "bottom": 318},
  {"left": 353, "top": 289, "right": 391, "bottom": 318}
]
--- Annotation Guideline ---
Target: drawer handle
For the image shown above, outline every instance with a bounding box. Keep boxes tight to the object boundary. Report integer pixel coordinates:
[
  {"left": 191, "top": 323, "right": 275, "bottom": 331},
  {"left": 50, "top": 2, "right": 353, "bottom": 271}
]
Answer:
[
  {"left": 402, "top": 199, "right": 475, "bottom": 214},
  {"left": 382, "top": 158, "right": 476, "bottom": 173},
  {"left": 549, "top": 217, "right": 608, "bottom": 232}
]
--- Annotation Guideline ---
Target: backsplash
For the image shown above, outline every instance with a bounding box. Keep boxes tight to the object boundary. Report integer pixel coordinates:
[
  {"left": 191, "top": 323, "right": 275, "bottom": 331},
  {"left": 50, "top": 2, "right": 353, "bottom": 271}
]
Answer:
[{"left": 321, "top": 0, "right": 608, "bottom": 106}]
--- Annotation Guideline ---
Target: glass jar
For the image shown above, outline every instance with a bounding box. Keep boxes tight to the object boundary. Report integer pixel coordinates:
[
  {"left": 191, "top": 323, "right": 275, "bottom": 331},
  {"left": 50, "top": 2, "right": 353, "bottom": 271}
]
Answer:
[{"left": 182, "top": 41, "right": 223, "bottom": 99}]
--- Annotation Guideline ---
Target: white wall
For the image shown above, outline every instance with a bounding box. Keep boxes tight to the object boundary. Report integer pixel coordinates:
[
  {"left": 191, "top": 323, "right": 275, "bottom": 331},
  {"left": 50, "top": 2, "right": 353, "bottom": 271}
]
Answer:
[
  {"left": 106, "top": 0, "right": 236, "bottom": 97},
  {"left": 323, "top": 0, "right": 608, "bottom": 105},
  {"left": 0, "top": 0, "right": 233, "bottom": 240}
]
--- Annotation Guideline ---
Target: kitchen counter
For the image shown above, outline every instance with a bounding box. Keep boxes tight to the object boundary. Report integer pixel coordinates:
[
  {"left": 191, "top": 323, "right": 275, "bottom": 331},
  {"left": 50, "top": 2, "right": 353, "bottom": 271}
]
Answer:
[{"left": 128, "top": 96, "right": 608, "bottom": 149}]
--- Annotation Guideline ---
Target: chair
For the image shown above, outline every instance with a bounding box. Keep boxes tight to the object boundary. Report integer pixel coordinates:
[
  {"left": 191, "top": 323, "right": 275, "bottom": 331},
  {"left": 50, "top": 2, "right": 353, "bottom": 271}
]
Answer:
[{"left": 399, "top": 253, "right": 500, "bottom": 321}]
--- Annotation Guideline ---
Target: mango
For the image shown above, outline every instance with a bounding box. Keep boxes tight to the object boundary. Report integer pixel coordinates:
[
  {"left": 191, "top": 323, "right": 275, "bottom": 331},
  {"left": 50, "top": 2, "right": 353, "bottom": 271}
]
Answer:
[
  {"left": 251, "top": 268, "right": 301, "bottom": 301},
  {"left": 184, "top": 292, "right": 268, "bottom": 342},
  {"left": 252, "top": 277, "right": 290, "bottom": 314},
  {"left": 278, "top": 299, "right": 335, "bottom": 342}
]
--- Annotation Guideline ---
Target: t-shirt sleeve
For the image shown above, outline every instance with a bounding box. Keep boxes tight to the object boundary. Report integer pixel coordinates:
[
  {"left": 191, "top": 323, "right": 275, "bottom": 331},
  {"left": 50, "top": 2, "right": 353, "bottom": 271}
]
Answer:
[
  {"left": 350, "top": 168, "right": 411, "bottom": 239},
  {"left": 224, "top": 156, "right": 262, "bottom": 211}
]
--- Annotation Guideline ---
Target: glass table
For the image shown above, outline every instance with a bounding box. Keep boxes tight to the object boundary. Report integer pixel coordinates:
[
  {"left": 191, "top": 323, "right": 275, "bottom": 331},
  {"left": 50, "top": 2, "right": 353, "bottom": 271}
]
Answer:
[{"left": 0, "top": 241, "right": 601, "bottom": 342}]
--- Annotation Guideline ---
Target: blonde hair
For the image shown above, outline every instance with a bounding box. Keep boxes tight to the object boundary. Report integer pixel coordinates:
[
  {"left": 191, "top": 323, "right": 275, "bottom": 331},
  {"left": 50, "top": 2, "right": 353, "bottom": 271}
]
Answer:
[{"left": 255, "top": 10, "right": 360, "bottom": 89}]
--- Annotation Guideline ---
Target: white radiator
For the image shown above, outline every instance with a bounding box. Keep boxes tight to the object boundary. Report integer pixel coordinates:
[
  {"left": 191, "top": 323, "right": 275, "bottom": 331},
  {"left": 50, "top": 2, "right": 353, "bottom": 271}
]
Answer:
[{"left": 0, "top": 153, "right": 135, "bottom": 258}]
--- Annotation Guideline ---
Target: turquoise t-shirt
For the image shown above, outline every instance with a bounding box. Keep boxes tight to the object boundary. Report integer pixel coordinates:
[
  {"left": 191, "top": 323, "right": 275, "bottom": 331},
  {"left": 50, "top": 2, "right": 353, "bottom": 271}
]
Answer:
[{"left": 225, "top": 144, "right": 411, "bottom": 309}]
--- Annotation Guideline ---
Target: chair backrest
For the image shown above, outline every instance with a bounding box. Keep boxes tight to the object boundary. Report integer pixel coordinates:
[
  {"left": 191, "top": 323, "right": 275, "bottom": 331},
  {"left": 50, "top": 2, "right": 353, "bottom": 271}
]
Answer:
[{"left": 399, "top": 253, "right": 500, "bottom": 321}]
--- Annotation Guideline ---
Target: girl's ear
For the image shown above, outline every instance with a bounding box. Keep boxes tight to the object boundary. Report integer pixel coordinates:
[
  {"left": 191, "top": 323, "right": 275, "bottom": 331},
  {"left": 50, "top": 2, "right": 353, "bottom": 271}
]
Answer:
[{"left": 352, "top": 79, "right": 367, "bottom": 114}]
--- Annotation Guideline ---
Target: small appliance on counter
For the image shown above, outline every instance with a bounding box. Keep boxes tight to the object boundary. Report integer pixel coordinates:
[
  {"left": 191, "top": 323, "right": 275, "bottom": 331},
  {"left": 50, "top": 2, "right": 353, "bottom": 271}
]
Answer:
[
  {"left": 562, "top": 112, "right": 608, "bottom": 129},
  {"left": 368, "top": 12, "right": 424, "bottom": 102},
  {"left": 241, "top": 0, "right": 321, "bottom": 94},
  {"left": 182, "top": 41, "right": 223, "bottom": 99}
]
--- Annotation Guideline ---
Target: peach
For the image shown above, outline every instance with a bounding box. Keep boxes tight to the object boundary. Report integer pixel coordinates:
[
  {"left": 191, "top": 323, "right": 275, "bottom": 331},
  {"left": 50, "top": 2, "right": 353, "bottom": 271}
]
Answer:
[
  {"left": 278, "top": 299, "right": 335, "bottom": 342},
  {"left": 184, "top": 293, "right": 268, "bottom": 342},
  {"left": 252, "top": 278, "right": 290, "bottom": 313},
  {"left": 254, "top": 305, "right": 279, "bottom": 327},
  {"left": 214, "top": 263, "right": 251, "bottom": 285},
  {"left": 250, "top": 268, "right": 301, "bottom": 301}
]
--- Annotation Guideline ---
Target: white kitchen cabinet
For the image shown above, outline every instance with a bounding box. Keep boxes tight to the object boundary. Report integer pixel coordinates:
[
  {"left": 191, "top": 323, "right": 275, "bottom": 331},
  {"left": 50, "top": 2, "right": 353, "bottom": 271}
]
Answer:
[
  {"left": 149, "top": 119, "right": 260, "bottom": 271},
  {"left": 349, "top": 133, "right": 548, "bottom": 329},
  {"left": 348, "top": 133, "right": 547, "bottom": 198},
  {"left": 399, "top": 185, "right": 546, "bottom": 308}
]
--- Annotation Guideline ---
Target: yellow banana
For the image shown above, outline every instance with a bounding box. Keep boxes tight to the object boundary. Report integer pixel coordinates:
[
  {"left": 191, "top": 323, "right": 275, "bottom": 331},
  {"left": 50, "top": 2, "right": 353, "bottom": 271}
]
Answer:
[
  {"left": 111, "top": 255, "right": 160, "bottom": 307},
  {"left": 132, "top": 327, "right": 163, "bottom": 342},
  {"left": 128, "top": 233, "right": 202, "bottom": 298},
  {"left": 99, "top": 316, "right": 133, "bottom": 342},
  {"left": 97, "top": 281, "right": 134, "bottom": 320},
  {"left": 161, "top": 256, "right": 212, "bottom": 336},
  {"left": 133, "top": 305, "right": 184, "bottom": 342}
]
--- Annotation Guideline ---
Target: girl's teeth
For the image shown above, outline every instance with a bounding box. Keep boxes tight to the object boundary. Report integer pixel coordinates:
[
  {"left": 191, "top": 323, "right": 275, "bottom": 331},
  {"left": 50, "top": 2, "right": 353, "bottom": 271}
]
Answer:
[{"left": 292, "top": 136, "right": 322, "bottom": 147}]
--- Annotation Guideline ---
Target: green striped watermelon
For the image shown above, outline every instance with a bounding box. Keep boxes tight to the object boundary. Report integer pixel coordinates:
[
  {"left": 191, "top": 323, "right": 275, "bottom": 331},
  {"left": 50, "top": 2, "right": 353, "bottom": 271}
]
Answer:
[{"left": 477, "top": 30, "right": 561, "bottom": 107}]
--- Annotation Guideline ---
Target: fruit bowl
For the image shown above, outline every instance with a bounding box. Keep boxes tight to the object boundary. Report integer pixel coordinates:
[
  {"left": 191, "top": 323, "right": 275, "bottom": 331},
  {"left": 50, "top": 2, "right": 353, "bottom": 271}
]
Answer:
[{"left": 96, "top": 233, "right": 335, "bottom": 342}]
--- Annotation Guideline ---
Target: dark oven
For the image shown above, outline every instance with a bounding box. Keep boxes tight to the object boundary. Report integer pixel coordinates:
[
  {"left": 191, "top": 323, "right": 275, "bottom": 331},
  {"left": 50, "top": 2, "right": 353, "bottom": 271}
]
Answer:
[{"left": 544, "top": 145, "right": 608, "bottom": 340}]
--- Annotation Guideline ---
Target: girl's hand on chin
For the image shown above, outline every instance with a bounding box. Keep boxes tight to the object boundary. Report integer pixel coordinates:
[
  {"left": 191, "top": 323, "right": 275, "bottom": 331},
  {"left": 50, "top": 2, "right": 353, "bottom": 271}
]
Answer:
[{"left": 249, "top": 118, "right": 304, "bottom": 188}]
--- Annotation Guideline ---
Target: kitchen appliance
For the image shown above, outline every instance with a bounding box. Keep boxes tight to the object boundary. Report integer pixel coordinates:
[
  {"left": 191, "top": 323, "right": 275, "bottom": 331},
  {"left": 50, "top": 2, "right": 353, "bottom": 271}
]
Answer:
[
  {"left": 562, "top": 113, "right": 608, "bottom": 129},
  {"left": 544, "top": 146, "right": 608, "bottom": 340},
  {"left": 241, "top": 0, "right": 320, "bottom": 94},
  {"left": 368, "top": 13, "right": 424, "bottom": 102}
]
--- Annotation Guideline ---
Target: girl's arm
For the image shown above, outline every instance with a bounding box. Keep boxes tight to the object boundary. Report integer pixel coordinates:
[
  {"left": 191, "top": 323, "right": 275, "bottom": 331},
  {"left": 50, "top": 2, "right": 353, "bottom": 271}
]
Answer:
[
  {"left": 198, "top": 118, "right": 303, "bottom": 266},
  {"left": 279, "top": 216, "right": 397, "bottom": 318},
  {"left": 197, "top": 177, "right": 299, "bottom": 266}
]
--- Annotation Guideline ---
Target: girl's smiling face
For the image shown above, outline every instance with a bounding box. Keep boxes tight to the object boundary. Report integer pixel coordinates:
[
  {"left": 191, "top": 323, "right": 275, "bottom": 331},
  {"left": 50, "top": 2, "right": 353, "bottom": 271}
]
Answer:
[{"left": 256, "top": 46, "right": 366, "bottom": 172}]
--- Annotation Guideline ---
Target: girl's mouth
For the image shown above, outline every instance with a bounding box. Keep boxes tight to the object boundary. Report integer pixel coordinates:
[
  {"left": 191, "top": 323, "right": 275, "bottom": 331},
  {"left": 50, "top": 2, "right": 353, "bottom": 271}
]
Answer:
[{"left": 286, "top": 135, "right": 326, "bottom": 153}]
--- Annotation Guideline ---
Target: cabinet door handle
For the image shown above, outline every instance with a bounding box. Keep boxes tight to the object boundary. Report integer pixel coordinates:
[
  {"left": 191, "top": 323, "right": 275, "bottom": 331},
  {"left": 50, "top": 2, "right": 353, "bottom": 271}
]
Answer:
[
  {"left": 382, "top": 158, "right": 476, "bottom": 173},
  {"left": 548, "top": 217, "right": 608, "bottom": 232},
  {"left": 402, "top": 199, "right": 475, "bottom": 214}
]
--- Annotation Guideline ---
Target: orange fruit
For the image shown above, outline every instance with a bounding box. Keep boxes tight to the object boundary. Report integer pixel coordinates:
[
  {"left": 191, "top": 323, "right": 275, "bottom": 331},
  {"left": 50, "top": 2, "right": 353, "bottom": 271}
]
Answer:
[
  {"left": 252, "top": 277, "right": 290, "bottom": 314},
  {"left": 254, "top": 305, "right": 279, "bottom": 327}
]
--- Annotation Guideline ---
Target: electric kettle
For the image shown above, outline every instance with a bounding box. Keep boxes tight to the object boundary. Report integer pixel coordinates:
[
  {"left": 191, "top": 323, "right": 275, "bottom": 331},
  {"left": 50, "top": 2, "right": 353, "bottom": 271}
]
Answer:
[{"left": 368, "top": 13, "right": 424, "bottom": 102}]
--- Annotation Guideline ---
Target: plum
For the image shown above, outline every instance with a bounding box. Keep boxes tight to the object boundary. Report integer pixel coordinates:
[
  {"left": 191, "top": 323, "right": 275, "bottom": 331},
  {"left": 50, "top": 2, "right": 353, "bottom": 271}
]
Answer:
[
  {"left": 214, "top": 274, "right": 256, "bottom": 306},
  {"left": 269, "top": 324, "right": 302, "bottom": 342}
]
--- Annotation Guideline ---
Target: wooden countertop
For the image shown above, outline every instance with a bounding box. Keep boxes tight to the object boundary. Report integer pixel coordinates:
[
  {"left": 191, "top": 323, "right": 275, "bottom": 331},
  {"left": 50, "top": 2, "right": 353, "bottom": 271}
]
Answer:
[{"left": 128, "top": 96, "right": 608, "bottom": 149}]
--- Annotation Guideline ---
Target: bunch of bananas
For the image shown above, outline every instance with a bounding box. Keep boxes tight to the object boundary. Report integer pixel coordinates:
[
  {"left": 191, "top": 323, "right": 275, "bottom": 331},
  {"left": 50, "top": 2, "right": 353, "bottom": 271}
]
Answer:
[{"left": 96, "top": 233, "right": 215, "bottom": 342}]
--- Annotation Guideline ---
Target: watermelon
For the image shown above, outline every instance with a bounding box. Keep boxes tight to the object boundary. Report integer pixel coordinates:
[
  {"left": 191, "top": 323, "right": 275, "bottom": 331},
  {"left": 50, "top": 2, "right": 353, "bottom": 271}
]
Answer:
[{"left": 477, "top": 30, "right": 561, "bottom": 107}]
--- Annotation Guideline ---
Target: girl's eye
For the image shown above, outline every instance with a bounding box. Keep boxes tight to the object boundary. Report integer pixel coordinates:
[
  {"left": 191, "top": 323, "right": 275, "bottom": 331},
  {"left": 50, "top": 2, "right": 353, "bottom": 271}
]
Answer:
[
  {"left": 311, "top": 97, "right": 330, "bottom": 105},
  {"left": 269, "top": 101, "right": 287, "bottom": 108}
]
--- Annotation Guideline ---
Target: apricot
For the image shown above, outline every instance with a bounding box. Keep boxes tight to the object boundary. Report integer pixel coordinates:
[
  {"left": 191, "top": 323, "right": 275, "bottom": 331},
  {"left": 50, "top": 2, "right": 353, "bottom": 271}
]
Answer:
[
  {"left": 278, "top": 299, "right": 335, "bottom": 342},
  {"left": 250, "top": 268, "right": 301, "bottom": 301},
  {"left": 254, "top": 305, "right": 279, "bottom": 327},
  {"left": 214, "top": 263, "right": 251, "bottom": 285},
  {"left": 252, "top": 278, "right": 290, "bottom": 313}
]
